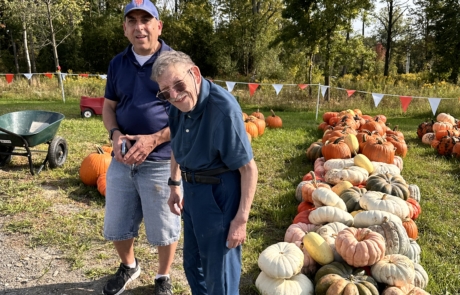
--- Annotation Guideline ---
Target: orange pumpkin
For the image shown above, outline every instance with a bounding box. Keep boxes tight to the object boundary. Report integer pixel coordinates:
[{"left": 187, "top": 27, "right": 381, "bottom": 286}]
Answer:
[
  {"left": 244, "top": 120, "right": 259, "bottom": 138},
  {"left": 251, "top": 109, "right": 265, "bottom": 120},
  {"left": 293, "top": 208, "right": 315, "bottom": 224},
  {"left": 97, "top": 172, "right": 107, "bottom": 196},
  {"left": 386, "top": 135, "right": 408, "bottom": 158},
  {"left": 79, "top": 146, "right": 112, "bottom": 186},
  {"left": 265, "top": 109, "right": 283, "bottom": 128},
  {"left": 402, "top": 217, "right": 418, "bottom": 239},
  {"left": 362, "top": 138, "right": 395, "bottom": 164},
  {"left": 322, "top": 137, "right": 352, "bottom": 161}
]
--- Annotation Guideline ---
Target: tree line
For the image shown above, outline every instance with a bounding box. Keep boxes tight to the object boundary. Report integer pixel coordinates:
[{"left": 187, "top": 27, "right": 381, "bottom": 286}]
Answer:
[{"left": 0, "top": 0, "right": 459, "bottom": 85}]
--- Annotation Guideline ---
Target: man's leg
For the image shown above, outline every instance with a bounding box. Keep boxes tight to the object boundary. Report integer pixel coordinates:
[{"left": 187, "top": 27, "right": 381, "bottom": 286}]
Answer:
[
  {"left": 114, "top": 239, "right": 135, "bottom": 265},
  {"left": 157, "top": 241, "right": 178, "bottom": 274}
]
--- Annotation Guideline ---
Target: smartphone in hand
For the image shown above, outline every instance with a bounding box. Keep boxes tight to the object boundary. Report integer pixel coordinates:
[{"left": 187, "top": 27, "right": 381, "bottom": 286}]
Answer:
[{"left": 121, "top": 139, "right": 128, "bottom": 156}]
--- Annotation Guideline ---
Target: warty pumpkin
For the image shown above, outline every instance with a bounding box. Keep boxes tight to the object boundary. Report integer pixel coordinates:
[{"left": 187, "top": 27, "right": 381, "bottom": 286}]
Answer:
[
  {"left": 371, "top": 254, "right": 415, "bottom": 287},
  {"left": 79, "top": 146, "right": 112, "bottom": 186},
  {"left": 368, "top": 217, "right": 410, "bottom": 255},
  {"left": 255, "top": 272, "right": 314, "bottom": 295},
  {"left": 335, "top": 227, "right": 386, "bottom": 267},
  {"left": 416, "top": 120, "right": 434, "bottom": 139},
  {"left": 371, "top": 162, "right": 401, "bottom": 176},
  {"left": 323, "top": 158, "right": 355, "bottom": 172},
  {"left": 365, "top": 173, "right": 409, "bottom": 200},
  {"left": 257, "top": 242, "right": 304, "bottom": 279},
  {"left": 324, "top": 166, "right": 369, "bottom": 186},
  {"left": 421, "top": 132, "right": 435, "bottom": 145}
]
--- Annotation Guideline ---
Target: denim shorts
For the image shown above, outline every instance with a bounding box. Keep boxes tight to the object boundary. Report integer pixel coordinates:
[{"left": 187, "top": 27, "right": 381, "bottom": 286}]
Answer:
[{"left": 103, "top": 159, "right": 181, "bottom": 246}]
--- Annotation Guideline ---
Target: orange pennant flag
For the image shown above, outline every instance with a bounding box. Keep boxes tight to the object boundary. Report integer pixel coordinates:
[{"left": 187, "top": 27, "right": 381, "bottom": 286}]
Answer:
[
  {"left": 79, "top": 73, "right": 89, "bottom": 78},
  {"left": 399, "top": 96, "right": 412, "bottom": 112},
  {"left": 5, "top": 74, "right": 14, "bottom": 84},
  {"left": 346, "top": 90, "right": 356, "bottom": 97},
  {"left": 298, "top": 84, "right": 308, "bottom": 90},
  {"left": 45, "top": 73, "right": 53, "bottom": 79},
  {"left": 248, "top": 83, "right": 259, "bottom": 97}
]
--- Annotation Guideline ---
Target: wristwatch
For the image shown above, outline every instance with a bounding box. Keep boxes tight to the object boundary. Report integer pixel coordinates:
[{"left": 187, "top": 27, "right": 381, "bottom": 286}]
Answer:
[
  {"left": 109, "top": 127, "right": 120, "bottom": 140},
  {"left": 167, "top": 177, "right": 181, "bottom": 186}
]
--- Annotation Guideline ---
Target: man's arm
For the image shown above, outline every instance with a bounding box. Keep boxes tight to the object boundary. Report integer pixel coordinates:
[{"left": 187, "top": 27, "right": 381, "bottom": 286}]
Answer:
[
  {"left": 227, "top": 159, "right": 258, "bottom": 248},
  {"left": 103, "top": 99, "right": 124, "bottom": 162},
  {"left": 167, "top": 152, "right": 183, "bottom": 216}
]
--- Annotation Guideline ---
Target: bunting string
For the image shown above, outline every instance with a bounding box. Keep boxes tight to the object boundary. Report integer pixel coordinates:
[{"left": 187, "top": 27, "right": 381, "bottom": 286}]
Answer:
[{"left": 1, "top": 73, "right": 458, "bottom": 117}]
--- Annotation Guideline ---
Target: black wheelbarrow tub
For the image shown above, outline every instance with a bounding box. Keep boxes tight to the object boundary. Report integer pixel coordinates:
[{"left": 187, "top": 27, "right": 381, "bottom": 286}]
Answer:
[{"left": 0, "top": 110, "right": 65, "bottom": 147}]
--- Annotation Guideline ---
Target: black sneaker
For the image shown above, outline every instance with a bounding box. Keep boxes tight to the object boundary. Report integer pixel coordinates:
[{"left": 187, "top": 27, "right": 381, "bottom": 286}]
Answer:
[
  {"left": 153, "top": 276, "right": 173, "bottom": 295},
  {"left": 102, "top": 259, "right": 141, "bottom": 295}
]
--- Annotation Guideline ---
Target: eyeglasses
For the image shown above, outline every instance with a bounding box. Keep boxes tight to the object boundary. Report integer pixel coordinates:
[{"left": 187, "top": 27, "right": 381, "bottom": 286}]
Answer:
[{"left": 156, "top": 70, "right": 192, "bottom": 101}]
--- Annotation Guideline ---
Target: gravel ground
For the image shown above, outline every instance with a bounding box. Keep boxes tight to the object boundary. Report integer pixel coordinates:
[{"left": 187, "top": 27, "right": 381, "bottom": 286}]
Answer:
[{"left": 0, "top": 222, "right": 189, "bottom": 295}]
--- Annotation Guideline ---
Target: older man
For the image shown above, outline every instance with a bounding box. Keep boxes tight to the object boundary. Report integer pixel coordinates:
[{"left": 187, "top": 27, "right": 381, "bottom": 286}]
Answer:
[{"left": 151, "top": 51, "right": 258, "bottom": 295}]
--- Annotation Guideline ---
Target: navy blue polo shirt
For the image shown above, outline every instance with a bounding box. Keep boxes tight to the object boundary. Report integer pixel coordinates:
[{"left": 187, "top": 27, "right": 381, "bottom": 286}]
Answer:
[
  {"left": 105, "top": 40, "right": 172, "bottom": 161},
  {"left": 169, "top": 78, "right": 253, "bottom": 171}
]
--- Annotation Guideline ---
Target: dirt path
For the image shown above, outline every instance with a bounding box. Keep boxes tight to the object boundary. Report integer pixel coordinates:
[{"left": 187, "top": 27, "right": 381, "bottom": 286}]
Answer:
[{"left": 0, "top": 225, "right": 189, "bottom": 295}]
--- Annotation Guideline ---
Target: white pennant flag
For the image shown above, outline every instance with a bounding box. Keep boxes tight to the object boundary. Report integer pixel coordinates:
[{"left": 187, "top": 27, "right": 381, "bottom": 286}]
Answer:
[
  {"left": 272, "top": 84, "right": 283, "bottom": 95},
  {"left": 99, "top": 74, "right": 107, "bottom": 80},
  {"left": 428, "top": 98, "right": 442, "bottom": 116},
  {"left": 23, "top": 73, "right": 33, "bottom": 80},
  {"left": 226, "top": 81, "right": 236, "bottom": 92},
  {"left": 61, "top": 73, "right": 67, "bottom": 81},
  {"left": 372, "top": 93, "right": 384, "bottom": 107},
  {"left": 320, "top": 85, "right": 329, "bottom": 98}
]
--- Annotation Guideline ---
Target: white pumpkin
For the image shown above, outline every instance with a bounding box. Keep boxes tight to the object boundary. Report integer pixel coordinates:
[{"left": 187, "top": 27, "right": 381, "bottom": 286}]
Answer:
[
  {"left": 255, "top": 271, "right": 314, "bottom": 295},
  {"left": 324, "top": 166, "right": 369, "bottom": 185},
  {"left": 353, "top": 210, "right": 402, "bottom": 228},
  {"left": 404, "top": 238, "right": 421, "bottom": 263},
  {"left": 312, "top": 187, "right": 347, "bottom": 211},
  {"left": 308, "top": 206, "right": 354, "bottom": 226},
  {"left": 323, "top": 158, "right": 355, "bottom": 172},
  {"left": 359, "top": 191, "right": 410, "bottom": 220},
  {"left": 408, "top": 184, "right": 421, "bottom": 202},
  {"left": 371, "top": 254, "right": 415, "bottom": 287},
  {"left": 371, "top": 161, "right": 401, "bottom": 175},
  {"left": 413, "top": 262, "right": 429, "bottom": 289},
  {"left": 258, "top": 242, "right": 304, "bottom": 279}
]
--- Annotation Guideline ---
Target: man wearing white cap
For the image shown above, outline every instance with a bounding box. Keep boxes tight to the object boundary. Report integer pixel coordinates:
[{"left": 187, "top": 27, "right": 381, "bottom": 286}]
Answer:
[{"left": 102, "top": 1, "right": 180, "bottom": 294}]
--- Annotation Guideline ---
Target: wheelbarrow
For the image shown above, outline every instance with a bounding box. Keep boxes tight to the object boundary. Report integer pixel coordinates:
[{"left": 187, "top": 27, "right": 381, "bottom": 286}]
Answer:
[{"left": 0, "top": 110, "right": 68, "bottom": 175}]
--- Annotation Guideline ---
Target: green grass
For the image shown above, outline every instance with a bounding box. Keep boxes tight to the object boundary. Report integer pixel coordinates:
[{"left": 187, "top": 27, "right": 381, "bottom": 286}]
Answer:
[{"left": 0, "top": 96, "right": 459, "bottom": 294}]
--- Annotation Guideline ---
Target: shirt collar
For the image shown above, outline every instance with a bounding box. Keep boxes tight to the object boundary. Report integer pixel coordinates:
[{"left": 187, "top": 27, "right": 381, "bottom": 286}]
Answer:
[
  {"left": 186, "top": 77, "right": 210, "bottom": 119},
  {"left": 122, "top": 39, "right": 170, "bottom": 66}
]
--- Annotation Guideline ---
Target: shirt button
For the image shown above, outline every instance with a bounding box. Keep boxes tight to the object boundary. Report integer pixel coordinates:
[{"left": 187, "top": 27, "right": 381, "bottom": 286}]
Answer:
[
  {"left": 186, "top": 129, "right": 189, "bottom": 132},
  {"left": 188, "top": 115, "right": 191, "bottom": 118}
]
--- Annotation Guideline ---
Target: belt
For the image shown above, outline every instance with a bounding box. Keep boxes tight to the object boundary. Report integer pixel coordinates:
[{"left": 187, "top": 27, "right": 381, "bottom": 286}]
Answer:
[{"left": 181, "top": 167, "right": 229, "bottom": 184}]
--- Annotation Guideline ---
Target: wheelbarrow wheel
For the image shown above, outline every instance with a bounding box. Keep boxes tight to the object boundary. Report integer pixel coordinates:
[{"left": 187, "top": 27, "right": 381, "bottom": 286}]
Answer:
[
  {"left": 48, "top": 136, "right": 68, "bottom": 168},
  {"left": 81, "top": 109, "right": 94, "bottom": 118},
  {"left": 0, "top": 146, "right": 13, "bottom": 166}
]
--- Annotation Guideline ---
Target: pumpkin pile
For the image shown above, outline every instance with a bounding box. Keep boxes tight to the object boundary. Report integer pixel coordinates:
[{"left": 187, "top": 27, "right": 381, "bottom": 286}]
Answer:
[
  {"left": 255, "top": 110, "right": 431, "bottom": 294},
  {"left": 417, "top": 112, "right": 460, "bottom": 157},
  {"left": 243, "top": 109, "right": 282, "bottom": 142},
  {"left": 79, "top": 145, "right": 112, "bottom": 196}
]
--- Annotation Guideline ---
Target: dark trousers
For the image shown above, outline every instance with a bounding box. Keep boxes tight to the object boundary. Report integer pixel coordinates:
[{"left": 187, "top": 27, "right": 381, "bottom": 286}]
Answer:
[{"left": 182, "top": 170, "right": 242, "bottom": 295}]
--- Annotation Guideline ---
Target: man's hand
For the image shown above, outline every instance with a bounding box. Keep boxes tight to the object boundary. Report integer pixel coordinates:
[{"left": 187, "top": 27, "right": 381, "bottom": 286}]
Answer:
[
  {"left": 226, "top": 219, "right": 247, "bottom": 248},
  {"left": 122, "top": 134, "right": 158, "bottom": 165},
  {"left": 168, "top": 187, "right": 183, "bottom": 216}
]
